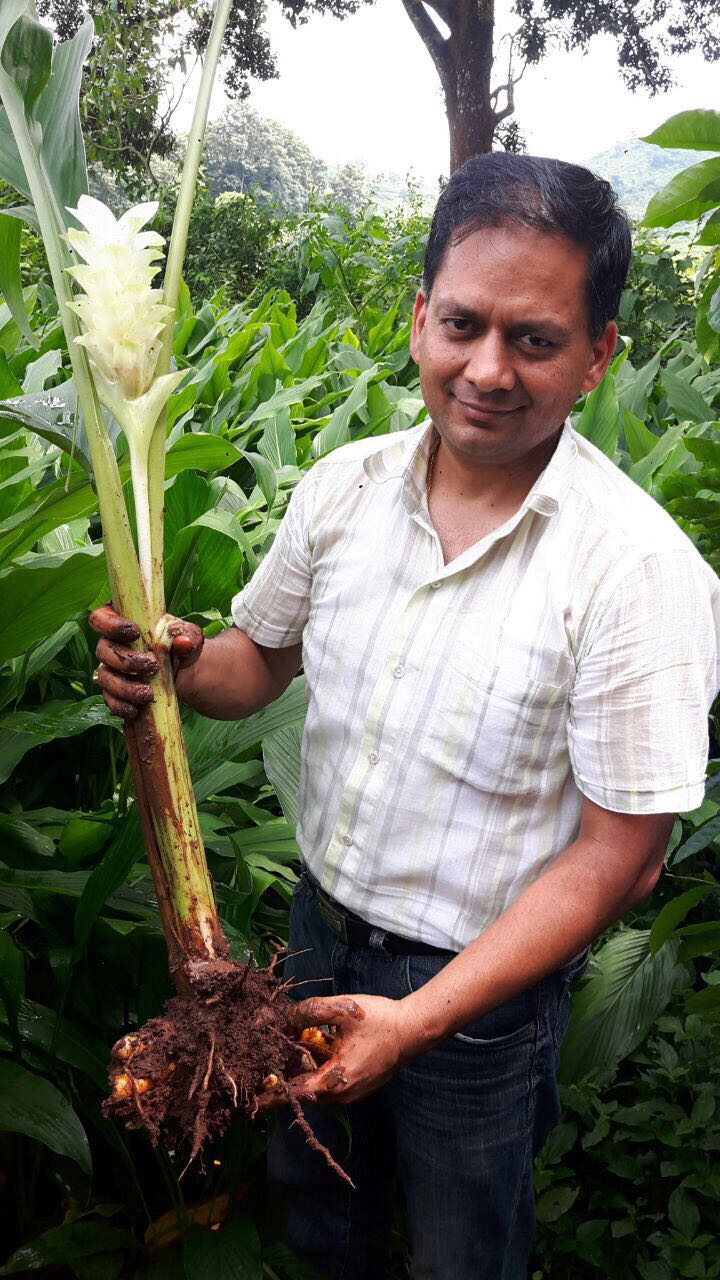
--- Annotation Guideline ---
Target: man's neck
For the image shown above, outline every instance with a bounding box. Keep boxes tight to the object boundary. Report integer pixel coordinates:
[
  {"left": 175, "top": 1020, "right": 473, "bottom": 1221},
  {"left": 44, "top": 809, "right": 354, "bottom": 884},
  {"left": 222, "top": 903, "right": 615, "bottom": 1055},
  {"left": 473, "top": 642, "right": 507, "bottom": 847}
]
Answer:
[
  {"left": 427, "top": 427, "right": 563, "bottom": 565},
  {"left": 431, "top": 428, "right": 562, "bottom": 509}
]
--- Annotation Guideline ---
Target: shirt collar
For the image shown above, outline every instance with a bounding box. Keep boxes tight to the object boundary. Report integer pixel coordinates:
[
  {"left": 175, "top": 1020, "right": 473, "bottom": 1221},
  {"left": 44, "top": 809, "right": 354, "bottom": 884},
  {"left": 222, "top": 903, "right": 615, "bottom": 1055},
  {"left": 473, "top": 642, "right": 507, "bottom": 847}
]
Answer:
[{"left": 363, "top": 419, "right": 577, "bottom": 518}]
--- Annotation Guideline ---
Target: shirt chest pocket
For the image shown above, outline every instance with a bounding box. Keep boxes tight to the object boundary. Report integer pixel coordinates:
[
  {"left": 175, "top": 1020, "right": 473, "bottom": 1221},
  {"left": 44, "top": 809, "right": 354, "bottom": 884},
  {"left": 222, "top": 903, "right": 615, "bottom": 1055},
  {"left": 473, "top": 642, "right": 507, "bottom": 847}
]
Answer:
[{"left": 419, "top": 639, "right": 571, "bottom": 797}]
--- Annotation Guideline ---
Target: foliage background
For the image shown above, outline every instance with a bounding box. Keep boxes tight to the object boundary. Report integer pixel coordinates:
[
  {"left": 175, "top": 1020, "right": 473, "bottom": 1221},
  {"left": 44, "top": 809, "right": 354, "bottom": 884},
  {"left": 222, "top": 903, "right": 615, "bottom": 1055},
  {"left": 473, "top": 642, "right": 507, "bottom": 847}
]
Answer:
[{"left": 0, "top": 66, "right": 719, "bottom": 1280}]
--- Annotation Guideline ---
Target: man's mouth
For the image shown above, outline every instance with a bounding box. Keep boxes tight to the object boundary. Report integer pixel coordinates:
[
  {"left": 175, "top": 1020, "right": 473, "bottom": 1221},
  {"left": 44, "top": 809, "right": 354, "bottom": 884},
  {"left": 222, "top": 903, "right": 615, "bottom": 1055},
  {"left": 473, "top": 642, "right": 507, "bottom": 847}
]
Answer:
[{"left": 454, "top": 397, "right": 521, "bottom": 418}]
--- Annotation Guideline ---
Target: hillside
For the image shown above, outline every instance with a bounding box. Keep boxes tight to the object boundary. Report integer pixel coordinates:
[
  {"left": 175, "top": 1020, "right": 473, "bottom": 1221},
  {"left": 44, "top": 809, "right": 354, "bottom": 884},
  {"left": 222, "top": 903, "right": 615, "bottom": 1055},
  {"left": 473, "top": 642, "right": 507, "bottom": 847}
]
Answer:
[{"left": 589, "top": 137, "right": 713, "bottom": 219}]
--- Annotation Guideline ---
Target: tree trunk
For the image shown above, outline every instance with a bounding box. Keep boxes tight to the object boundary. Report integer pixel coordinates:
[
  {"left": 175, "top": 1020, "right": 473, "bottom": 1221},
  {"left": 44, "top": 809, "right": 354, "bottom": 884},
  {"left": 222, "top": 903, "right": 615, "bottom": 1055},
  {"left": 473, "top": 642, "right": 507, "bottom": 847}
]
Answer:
[
  {"left": 400, "top": 0, "right": 502, "bottom": 172},
  {"left": 445, "top": 1, "right": 496, "bottom": 170}
]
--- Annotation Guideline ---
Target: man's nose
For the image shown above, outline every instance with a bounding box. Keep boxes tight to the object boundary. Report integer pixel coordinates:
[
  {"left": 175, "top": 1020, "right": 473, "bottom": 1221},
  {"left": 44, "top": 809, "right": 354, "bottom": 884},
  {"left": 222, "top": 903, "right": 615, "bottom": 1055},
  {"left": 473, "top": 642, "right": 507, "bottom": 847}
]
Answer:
[{"left": 463, "top": 333, "right": 517, "bottom": 394}]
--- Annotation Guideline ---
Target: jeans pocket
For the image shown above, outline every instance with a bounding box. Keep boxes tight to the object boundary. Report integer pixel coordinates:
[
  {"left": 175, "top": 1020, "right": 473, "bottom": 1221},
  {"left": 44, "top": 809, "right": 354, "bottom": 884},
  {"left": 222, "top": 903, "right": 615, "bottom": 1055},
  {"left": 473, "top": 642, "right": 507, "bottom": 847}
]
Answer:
[
  {"left": 551, "top": 946, "right": 590, "bottom": 1051},
  {"left": 406, "top": 952, "right": 540, "bottom": 1048}
]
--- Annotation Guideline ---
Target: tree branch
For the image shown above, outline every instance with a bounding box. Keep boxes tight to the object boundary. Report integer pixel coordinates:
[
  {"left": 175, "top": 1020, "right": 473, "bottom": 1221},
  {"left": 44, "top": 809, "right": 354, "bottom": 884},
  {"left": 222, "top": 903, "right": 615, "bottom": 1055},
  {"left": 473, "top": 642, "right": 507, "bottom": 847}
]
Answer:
[
  {"left": 422, "top": 0, "right": 453, "bottom": 27},
  {"left": 399, "top": 0, "right": 450, "bottom": 82}
]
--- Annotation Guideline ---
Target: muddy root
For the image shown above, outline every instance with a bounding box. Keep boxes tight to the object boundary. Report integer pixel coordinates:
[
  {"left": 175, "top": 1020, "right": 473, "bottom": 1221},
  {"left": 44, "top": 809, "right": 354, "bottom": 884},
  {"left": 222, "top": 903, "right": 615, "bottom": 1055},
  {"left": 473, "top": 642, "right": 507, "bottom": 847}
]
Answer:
[{"left": 102, "top": 956, "right": 340, "bottom": 1178}]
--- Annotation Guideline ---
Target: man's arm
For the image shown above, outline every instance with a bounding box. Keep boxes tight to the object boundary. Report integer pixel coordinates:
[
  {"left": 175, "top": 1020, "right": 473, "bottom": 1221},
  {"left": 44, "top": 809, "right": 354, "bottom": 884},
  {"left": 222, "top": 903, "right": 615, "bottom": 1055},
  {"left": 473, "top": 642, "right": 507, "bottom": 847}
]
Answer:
[
  {"left": 265, "top": 798, "right": 673, "bottom": 1107},
  {"left": 175, "top": 629, "right": 302, "bottom": 720}
]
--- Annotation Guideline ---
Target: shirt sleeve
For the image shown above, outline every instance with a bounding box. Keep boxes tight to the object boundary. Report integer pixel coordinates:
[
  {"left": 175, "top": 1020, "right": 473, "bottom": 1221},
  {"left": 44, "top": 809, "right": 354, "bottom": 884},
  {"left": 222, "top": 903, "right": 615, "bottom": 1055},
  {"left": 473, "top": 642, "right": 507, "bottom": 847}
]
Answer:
[
  {"left": 568, "top": 549, "right": 720, "bottom": 814},
  {"left": 231, "top": 471, "right": 315, "bottom": 648}
]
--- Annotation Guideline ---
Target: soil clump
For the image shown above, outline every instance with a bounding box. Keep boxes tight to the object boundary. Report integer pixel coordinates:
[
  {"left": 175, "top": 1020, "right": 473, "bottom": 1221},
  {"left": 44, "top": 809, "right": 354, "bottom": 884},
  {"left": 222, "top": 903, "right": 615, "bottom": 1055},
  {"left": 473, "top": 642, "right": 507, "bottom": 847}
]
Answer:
[{"left": 102, "top": 955, "right": 347, "bottom": 1181}]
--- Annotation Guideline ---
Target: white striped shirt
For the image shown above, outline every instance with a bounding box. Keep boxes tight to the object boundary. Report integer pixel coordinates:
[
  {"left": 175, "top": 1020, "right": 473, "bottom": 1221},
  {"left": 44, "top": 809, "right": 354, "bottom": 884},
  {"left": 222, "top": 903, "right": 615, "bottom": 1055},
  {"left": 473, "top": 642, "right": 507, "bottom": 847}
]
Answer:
[{"left": 232, "top": 422, "right": 720, "bottom": 951}]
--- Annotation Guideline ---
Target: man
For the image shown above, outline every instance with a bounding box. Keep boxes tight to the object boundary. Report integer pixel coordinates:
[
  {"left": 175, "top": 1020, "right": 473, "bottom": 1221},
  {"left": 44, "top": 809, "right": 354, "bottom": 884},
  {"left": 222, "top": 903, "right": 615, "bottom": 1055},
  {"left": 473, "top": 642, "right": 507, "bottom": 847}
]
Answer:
[{"left": 93, "top": 154, "right": 720, "bottom": 1279}]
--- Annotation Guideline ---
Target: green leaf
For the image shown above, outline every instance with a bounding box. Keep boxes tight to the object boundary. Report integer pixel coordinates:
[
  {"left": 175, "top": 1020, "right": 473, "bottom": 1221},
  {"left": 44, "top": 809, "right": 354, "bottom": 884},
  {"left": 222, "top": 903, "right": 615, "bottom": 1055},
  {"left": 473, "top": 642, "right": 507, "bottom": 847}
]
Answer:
[
  {"left": 261, "top": 1243, "right": 325, "bottom": 1280},
  {"left": 649, "top": 884, "right": 717, "bottom": 954},
  {"left": 0, "top": 1058, "right": 91, "bottom": 1175},
  {"left": 676, "top": 920, "right": 720, "bottom": 961},
  {"left": 1, "top": 12, "right": 52, "bottom": 115},
  {"left": 0, "top": 698, "right": 116, "bottom": 787},
  {"left": 0, "top": 546, "right": 106, "bottom": 665},
  {"left": 535, "top": 1185, "right": 580, "bottom": 1223},
  {"left": 34, "top": 18, "right": 93, "bottom": 219},
  {"left": 312, "top": 365, "right": 379, "bottom": 458},
  {"left": 258, "top": 409, "right": 297, "bottom": 469},
  {"left": 643, "top": 156, "right": 720, "bottom": 228},
  {"left": 558, "top": 930, "right": 684, "bottom": 1083},
  {"left": 242, "top": 450, "right": 277, "bottom": 511},
  {"left": 0, "top": 212, "right": 38, "bottom": 350},
  {"left": 668, "top": 1187, "right": 700, "bottom": 1240},
  {"left": 23, "top": 349, "right": 62, "bottom": 393},
  {"left": 622, "top": 409, "right": 659, "bottom": 464},
  {"left": 642, "top": 110, "right": 720, "bottom": 152},
  {"left": 661, "top": 371, "right": 713, "bottom": 423},
  {"left": 575, "top": 369, "right": 619, "bottom": 458},
  {"left": 263, "top": 723, "right": 303, "bottom": 826},
  {"left": 183, "top": 677, "right": 307, "bottom": 786},
  {"left": 165, "top": 433, "right": 243, "bottom": 479},
  {"left": 0, "top": 476, "right": 100, "bottom": 570},
  {"left": 237, "top": 374, "right": 325, "bottom": 430},
  {"left": 17, "top": 998, "right": 108, "bottom": 1090},
  {"left": 73, "top": 810, "right": 141, "bottom": 953},
  {"left": 672, "top": 812, "right": 720, "bottom": 865},
  {"left": 0, "top": 1220, "right": 132, "bottom": 1275},
  {"left": 0, "top": 927, "right": 23, "bottom": 1028},
  {"left": 183, "top": 1217, "right": 261, "bottom": 1280}
]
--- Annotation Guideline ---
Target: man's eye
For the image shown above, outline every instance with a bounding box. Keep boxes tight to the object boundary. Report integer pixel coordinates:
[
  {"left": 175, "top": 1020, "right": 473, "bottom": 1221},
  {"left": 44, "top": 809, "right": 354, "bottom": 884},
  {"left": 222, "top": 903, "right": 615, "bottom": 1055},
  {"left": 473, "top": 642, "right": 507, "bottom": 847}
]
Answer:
[
  {"left": 443, "top": 318, "right": 471, "bottom": 333},
  {"left": 519, "top": 334, "right": 553, "bottom": 349}
]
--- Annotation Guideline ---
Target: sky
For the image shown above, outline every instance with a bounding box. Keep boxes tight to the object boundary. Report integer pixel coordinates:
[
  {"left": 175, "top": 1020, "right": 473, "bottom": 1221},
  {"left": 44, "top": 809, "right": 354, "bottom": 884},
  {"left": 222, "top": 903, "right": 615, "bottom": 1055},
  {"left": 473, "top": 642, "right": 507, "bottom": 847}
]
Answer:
[{"left": 176, "top": 0, "right": 718, "bottom": 184}]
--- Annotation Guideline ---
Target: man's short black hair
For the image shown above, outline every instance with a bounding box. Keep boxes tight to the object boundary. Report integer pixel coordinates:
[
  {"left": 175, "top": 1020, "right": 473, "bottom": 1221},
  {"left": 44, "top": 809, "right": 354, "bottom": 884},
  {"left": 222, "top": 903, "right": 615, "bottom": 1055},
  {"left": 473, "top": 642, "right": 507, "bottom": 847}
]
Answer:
[{"left": 423, "top": 154, "right": 632, "bottom": 340}]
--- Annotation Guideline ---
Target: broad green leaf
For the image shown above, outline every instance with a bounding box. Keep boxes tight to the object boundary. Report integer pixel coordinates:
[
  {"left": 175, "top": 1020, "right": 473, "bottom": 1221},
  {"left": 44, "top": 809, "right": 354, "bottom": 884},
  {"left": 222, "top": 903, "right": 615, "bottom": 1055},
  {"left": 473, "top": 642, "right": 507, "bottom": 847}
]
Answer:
[
  {"left": 649, "top": 883, "right": 717, "bottom": 954},
  {"left": 535, "top": 1185, "right": 580, "bottom": 1223},
  {"left": 558, "top": 930, "right": 685, "bottom": 1083},
  {"left": 0, "top": 212, "right": 38, "bottom": 349},
  {"left": 0, "top": 476, "right": 99, "bottom": 570},
  {"left": 0, "top": 546, "right": 106, "bottom": 665},
  {"left": 258, "top": 409, "right": 297, "bottom": 469},
  {"left": 73, "top": 810, "right": 141, "bottom": 952},
  {"left": 237, "top": 374, "right": 325, "bottom": 430},
  {"left": 575, "top": 369, "right": 618, "bottom": 458},
  {"left": 0, "top": 1221, "right": 132, "bottom": 1275},
  {"left": 183, "top": 1217, "right": 262, "bottom": 1280},
  {"left": 642, "top": 110, "right": 720, "bottom": 152},
  {"left": 1, "top": 11, "right": 52, "bottom": 116},
  {"left": 622, "top": 408, "right": 659, "bottom": 463},
  {"left": 628, "top": 424, "right": 686, "bottom": 489},
  {"left": 261, "top": 1243, "right": 325, "bottom": 1280},
  {"left": 697, "top": 270, "right": 720, "bottom": 363},
  {"left": 676, "top": 919, "right": 720, "bottom": 960},
  {"left": 165, "top": 433, "right": 243, "bottom": 478},
  {"left": 672, "top": 812, "right": 720, "bottom": 865},
  {"left": 242, "top": 450, "right": 277, "bottom": 512},
  {"left": 183, "top": 676, "right": 307, "bottom": 782},
  {"left": 34, "top": 18, "right": 93, "bottom": 219},
  {"left": 312, "top": 365, "right": 379, "bottom": 458},
  {"left": 668, "top": 1187, "right": 700, "bottom": 1240},
  {"left": 0, "top": 1058, "right": 91, "bottom": 1175},
  {"left": 643, "top": 156, "right": 720, "bottom": 228},
  {"left": 263, "top": 723, "right": 303, "bottom": 825},
  {"left": 661, "top": 371, "right": 713, "bottom": 423},
  {"left": 17, "top": 998, "right": 108, "bottom": 1090},
  {"left": 0, "top": 926, "right": 23, "bottom": 1027},
  {"left": 23, "top": 348, "right": 62, "bottom": 393}
]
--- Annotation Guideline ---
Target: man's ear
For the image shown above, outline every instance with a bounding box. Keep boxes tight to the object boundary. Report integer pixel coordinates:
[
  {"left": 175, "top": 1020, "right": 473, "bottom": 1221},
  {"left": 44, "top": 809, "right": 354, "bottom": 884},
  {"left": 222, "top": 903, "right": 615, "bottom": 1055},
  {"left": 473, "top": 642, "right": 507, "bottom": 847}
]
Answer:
[
  {"left": 409, "top": 288, "right": 428, "bottom": 364},
  {"left": 581, "top": 321, "right": 618, "bottom": 394}
]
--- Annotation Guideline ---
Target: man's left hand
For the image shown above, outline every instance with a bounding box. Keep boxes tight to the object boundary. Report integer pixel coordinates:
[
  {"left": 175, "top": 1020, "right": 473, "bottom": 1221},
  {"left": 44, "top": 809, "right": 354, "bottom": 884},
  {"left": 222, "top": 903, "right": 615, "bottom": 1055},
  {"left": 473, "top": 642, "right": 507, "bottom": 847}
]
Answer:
[{"left": 257, "top": 994, "right": 424, "bottom": 1109}]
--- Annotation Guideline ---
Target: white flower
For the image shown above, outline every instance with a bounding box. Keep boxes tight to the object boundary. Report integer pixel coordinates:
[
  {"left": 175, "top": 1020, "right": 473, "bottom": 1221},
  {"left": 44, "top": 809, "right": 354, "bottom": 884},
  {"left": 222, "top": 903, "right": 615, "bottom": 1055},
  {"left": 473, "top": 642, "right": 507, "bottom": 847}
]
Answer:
[{"left": 66, "top": 195, "right": 174, "bottom": 403}]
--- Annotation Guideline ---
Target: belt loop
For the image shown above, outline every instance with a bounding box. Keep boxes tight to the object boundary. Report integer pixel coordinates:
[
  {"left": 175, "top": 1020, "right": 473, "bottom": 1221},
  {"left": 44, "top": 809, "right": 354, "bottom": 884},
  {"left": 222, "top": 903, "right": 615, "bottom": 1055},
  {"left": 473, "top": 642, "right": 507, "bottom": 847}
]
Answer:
[{"left": 369, "top": 926, "right": 388, "bottom": 950}]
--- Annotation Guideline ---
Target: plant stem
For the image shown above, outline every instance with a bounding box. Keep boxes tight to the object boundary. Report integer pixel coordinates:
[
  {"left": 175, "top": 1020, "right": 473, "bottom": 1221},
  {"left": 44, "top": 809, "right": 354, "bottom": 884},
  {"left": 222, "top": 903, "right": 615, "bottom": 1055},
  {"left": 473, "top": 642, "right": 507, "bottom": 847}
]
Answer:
[
  {"left": 0, "top": 45, "right": 230, "bottom": 986},
  {"left": 146, "top": 0, "right": 234, "bottom": 622}
]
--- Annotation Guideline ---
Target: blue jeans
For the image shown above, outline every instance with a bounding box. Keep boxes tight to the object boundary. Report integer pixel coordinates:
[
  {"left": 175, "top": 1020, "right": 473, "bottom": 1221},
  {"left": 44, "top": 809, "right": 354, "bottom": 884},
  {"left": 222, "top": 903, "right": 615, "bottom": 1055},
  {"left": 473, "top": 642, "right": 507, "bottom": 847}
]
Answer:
[{"left": 267, "top": 873, "right": 587, "bottom": 1280}]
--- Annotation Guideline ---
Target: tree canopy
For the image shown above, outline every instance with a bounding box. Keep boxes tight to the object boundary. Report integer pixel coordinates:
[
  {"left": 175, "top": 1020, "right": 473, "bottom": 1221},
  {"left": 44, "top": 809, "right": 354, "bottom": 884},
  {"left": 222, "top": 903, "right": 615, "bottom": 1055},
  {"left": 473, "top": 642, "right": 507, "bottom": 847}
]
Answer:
[{"left": 38, "top": 0, "right": 720, "bottom": 183}]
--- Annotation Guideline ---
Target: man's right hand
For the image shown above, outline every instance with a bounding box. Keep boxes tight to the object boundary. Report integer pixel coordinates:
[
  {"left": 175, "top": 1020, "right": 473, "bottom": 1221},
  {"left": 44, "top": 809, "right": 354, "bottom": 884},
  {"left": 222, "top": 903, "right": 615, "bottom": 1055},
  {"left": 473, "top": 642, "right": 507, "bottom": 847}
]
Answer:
[{"left": 88, "top": 605, "right": 203, "bottom": 721}]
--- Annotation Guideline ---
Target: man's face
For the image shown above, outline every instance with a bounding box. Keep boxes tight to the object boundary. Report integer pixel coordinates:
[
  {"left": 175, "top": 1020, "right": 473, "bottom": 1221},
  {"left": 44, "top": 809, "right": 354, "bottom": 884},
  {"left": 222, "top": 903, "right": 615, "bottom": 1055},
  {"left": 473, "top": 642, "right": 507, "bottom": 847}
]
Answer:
[{"left": 409, "top": 223, "right": 617, "bottom": 469}]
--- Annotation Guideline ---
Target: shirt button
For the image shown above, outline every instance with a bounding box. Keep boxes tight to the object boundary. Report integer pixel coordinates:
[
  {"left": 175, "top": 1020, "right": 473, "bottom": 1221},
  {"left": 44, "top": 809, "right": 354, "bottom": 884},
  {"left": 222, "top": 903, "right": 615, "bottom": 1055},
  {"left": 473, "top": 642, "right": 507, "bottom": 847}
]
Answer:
[
  {"left": 368, "top": 751, "right": 380, "bottom": 765},
  {"left": 393, "top": 664, "right": 405, "bottom": 678},
  {"left": 430, "top": 580, "right": 442, "bottom": 589},
  {"left": 342, "top": 835, "right": 353, "bottom": 847}
]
